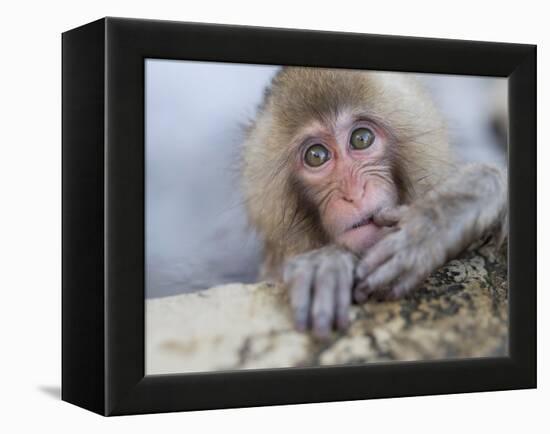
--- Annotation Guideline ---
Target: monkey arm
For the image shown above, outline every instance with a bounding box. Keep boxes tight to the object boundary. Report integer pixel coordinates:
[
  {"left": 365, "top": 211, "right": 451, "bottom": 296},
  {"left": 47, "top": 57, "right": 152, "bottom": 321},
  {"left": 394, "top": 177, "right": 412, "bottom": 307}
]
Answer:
[
  {"left": 354, "top": 163, "right": 508, "bottom": 301},
  {"left": 283, "top": 246, "right": 357, "bottom": 338}
]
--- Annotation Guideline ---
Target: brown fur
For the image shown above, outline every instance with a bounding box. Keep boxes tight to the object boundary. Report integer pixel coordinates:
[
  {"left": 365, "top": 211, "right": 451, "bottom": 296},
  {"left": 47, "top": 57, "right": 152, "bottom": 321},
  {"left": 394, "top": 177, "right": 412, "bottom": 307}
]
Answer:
[{"left": 241, "top": 67, "right": 454, "bottom": 278}]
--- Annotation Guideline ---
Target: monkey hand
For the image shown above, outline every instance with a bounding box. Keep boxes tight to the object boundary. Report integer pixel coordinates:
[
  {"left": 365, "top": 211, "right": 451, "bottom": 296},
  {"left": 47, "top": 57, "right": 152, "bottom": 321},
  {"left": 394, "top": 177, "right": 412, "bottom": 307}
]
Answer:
[
  {"left": 353, "top": 204, "right": 448, "bottom": 302},
  {"left": 283, "top": 246, "right": 357, "bottom": 339},
  {"left": 354, "top": 164, "right": 506, "bottom": 301}
]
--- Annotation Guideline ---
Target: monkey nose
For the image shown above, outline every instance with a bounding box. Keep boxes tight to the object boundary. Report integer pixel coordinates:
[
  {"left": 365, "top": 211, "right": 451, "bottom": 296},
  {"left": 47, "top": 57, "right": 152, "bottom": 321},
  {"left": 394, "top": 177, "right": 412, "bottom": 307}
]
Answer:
[
  {"left": 342, "top": 183, "right": 366, "bottom": 205},
  {"left": 342, "top": 186, "right": 366, "bottom": 204}
]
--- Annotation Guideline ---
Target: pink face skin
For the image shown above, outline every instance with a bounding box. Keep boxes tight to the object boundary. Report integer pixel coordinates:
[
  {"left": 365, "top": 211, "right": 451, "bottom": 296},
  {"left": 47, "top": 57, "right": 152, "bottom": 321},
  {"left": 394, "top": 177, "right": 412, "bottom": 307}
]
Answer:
[{"left": 295, "top": 112, "right": 398, "bottom": 253}]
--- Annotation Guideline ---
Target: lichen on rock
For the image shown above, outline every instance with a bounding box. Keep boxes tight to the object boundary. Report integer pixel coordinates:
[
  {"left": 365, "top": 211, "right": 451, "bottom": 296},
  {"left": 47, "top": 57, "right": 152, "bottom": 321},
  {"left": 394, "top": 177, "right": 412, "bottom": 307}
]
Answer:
[{"left": 146, "top": 245, "right": 508, "bottom": 375}]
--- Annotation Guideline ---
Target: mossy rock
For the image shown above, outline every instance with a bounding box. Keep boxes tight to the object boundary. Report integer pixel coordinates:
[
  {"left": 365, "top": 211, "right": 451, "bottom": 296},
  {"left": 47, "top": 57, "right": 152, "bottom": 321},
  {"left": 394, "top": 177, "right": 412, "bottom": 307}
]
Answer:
[{"left": 146, "top": 244, "right": 507, "bottom": 374}]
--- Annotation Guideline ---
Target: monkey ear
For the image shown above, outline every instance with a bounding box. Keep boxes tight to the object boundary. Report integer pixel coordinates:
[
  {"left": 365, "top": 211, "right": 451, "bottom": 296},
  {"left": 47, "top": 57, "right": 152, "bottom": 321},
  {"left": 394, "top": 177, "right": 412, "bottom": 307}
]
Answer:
[{"left": 372, "top": 205, "right": 409, "bottom": 227}]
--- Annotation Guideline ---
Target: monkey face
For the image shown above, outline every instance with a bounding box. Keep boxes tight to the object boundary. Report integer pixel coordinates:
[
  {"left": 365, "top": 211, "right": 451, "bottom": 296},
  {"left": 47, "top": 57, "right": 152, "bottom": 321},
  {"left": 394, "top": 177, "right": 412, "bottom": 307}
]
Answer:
[{"left": 294, "top": 112, "right": 399, "bottom": 253}]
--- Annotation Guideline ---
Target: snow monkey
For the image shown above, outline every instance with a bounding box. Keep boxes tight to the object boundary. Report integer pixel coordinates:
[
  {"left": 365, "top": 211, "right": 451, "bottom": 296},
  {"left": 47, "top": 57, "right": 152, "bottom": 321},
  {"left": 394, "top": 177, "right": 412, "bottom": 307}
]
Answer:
[{"left": 241, "top": 67, "right": 507, "bottom": 338}]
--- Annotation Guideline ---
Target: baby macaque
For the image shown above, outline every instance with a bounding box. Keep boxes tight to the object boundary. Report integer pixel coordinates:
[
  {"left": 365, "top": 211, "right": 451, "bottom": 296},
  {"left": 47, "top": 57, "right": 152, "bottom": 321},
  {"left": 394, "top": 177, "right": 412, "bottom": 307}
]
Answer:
[{"left": 241, "top": 67, "right": 507, "bottom": 338}]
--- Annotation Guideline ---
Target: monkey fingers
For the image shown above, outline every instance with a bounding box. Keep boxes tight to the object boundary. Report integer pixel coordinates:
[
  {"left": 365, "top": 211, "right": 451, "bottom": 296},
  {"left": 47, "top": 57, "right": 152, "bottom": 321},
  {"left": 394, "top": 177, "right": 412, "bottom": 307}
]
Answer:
[
  {"left": 363, "top": 252, "right": 412, "bottom": 291},
  {"left": 284, "top": 261, "right": 315, "bottom": 332},
  {"left": 354, "top": 231, "right": 415, "bottom": 301},
  {"left": 335, "top": 259, "right": 353, "bottom": 329},
  {"left": 355, "top": 233, "right": 405, "bottom": 281},
  {"left": 312, "top": 264, "right": 337, "bottom": 338},
  {"left": 313, "top": 252, "right": 355, "bottom": 335},
  {"left": 388, "top": 272, "right": 428, "bottom": 299},
  {"left": 283, "top": 247, "right": 355, "bottom": 338},
  {"left": 372, "top": 205, "right": 409, "bottom": 227}
]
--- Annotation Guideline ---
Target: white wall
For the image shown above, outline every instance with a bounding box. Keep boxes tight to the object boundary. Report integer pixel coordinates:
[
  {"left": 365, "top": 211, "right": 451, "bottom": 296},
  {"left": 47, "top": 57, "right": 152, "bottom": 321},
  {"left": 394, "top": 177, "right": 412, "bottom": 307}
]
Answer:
[
  {"left": 145, "top": 60, "right": 278, "bottom": 296},
  {"left": 0, "top": 1, "right": 546, "bottom": 433}
]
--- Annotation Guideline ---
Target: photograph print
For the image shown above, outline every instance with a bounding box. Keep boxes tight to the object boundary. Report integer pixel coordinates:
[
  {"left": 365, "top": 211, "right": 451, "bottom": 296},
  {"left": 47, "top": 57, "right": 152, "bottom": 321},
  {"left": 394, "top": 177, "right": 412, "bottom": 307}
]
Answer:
[{"left": 145, "top": 60, "right": 508, "bottom": 375}]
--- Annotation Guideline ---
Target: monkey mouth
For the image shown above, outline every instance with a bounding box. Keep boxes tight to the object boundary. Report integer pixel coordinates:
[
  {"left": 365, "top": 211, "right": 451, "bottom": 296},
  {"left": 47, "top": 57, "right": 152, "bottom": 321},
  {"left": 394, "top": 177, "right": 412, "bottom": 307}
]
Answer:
[
  {"left": 337, "top": 214, "right": 383, "bottom": 253},
  {"left": 348, "top": 215, "right": 374, "bottom": 231}
]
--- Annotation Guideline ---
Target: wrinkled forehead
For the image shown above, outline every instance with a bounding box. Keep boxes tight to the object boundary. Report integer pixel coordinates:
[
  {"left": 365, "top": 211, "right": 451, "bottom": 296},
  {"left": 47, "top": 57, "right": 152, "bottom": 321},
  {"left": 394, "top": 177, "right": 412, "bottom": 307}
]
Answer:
[
  {"left": 281, "top": 110, "right": 363, "bottom": 147},
  {"left": 266, "top": 67, "right": 377, "bottom": 139}
]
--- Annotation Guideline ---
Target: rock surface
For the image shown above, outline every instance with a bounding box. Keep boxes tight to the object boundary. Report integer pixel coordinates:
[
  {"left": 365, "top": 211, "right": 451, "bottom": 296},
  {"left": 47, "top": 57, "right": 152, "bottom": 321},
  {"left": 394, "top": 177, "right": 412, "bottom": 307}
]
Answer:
[{"left": 146, "top": 245, "right": 508, "bottom": 375}]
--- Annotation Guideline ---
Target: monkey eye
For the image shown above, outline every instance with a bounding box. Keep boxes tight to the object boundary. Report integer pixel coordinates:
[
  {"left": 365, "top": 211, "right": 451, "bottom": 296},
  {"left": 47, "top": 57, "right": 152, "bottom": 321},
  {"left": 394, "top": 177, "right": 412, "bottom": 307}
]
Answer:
[
  {"left": 350, "top": 127, "right": 375, "bottom": 150},
  {"left": 304, "top": 144, "right": 331, "bottom": 167}
]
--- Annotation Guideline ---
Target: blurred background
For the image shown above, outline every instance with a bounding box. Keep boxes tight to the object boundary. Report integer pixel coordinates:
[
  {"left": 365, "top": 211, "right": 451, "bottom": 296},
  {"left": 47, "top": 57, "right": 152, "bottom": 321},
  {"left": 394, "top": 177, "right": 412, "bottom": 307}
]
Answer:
[{"left": 145, "top": 59, "right": 507, "bottom": 298}]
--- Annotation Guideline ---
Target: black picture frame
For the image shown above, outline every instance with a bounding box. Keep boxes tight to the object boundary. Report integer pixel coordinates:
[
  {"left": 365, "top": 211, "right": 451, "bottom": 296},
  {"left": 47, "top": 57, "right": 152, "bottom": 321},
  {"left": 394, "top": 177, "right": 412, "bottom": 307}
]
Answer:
[{"left": 62, "top": 17, "right": 536, "bottom": 416}]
